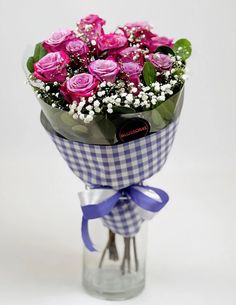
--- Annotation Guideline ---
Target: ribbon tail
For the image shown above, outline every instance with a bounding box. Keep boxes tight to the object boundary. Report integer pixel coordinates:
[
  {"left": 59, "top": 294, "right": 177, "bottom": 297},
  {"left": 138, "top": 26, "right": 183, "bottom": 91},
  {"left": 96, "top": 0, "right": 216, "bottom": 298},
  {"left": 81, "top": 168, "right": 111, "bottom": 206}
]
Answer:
[
  {"left": 81, "top": 216, "right": 96, "bottom": 252},
  {"left": 128, "top": 186, "right": 169, "bottom": 212}
]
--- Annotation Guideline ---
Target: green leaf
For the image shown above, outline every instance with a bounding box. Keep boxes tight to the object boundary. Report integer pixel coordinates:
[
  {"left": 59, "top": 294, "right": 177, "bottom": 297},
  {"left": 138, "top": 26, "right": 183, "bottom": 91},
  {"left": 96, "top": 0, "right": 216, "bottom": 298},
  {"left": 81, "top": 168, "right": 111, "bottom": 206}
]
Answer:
[
  {"left": 26, "top": 56, "right": 35, "bottom": 73},
  {"left": 39, "top": 48, "right": 47, "bottom": 60},
  {"left": 173, "top": 67, "right": 185, "bottom": 77},
  {"left": 112, "top": 106, "right": 136, "bottom": 114},
  {"left": 33, "top": 42, "right": 47, "bottom": 61},
  {"left": 96, "top": 119, "right": 116, "bottom": 144},
  {"left": 72, "top": 124, "right": 88, "bottom": 135},
  {"left": 155, "top": 98, "right": 175, "bottom": 121},
  {"left": 155, "top": 46, "right": 175, "bottom": 56},
  {"left": 173, "top": 38, "right": 192, "bottom": 60},
  {"left": 151, "top": 109, "right": 166, "bottom": 128},
  {"left": 143, "top": 61, "right": 157, "bottom": 86},
  {"left": 26, "top": 42, "right": 47, "bottom": 73},
  {"left": 60, "top": 113, "right": 78, "bottom": 127}
]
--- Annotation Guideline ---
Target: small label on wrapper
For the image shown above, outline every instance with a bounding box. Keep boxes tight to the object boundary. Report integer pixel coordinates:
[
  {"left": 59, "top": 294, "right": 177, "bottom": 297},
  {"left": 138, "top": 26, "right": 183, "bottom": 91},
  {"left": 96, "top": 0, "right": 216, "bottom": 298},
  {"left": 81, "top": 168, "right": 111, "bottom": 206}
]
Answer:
[{"left": 117, "top": 118, "right": 150, "bottom": 143}]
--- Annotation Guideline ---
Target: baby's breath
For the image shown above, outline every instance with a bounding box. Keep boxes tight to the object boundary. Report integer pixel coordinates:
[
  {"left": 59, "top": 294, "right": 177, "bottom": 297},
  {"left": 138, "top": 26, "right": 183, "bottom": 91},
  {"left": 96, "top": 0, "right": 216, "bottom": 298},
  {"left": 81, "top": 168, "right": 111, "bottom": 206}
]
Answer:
[{"left": 30, "top": 50, "right": 186, "bottom": 124}]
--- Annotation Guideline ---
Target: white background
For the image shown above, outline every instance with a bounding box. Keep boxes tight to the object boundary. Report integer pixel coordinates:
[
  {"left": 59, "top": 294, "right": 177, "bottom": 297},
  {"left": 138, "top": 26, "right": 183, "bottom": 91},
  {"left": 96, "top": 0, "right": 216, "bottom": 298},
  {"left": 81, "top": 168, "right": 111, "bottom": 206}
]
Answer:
[{"left": 0, "top": 0, "right": 236, "bottom": 304}]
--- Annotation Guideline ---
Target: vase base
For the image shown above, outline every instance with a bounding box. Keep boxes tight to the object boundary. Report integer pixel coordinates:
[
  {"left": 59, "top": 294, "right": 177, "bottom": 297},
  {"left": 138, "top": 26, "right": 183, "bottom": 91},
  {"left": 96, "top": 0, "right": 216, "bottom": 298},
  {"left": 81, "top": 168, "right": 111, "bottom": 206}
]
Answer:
[{"left": 83, "top": 268, "right": 145, "bottom": 301}]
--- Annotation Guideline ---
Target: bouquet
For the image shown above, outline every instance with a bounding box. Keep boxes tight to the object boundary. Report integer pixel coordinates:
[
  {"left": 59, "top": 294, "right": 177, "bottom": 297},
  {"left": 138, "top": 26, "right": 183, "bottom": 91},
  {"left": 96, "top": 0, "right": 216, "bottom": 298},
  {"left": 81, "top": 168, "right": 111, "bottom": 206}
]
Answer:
[{"left": 25, "top": 14, "right": 191, "bottom": 300}]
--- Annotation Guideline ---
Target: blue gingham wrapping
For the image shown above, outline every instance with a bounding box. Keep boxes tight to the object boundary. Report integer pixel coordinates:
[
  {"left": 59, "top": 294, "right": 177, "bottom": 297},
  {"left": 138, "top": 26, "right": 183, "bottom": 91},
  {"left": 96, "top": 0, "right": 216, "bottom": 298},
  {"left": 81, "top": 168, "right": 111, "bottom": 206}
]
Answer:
[
  {"left": 47, "top": 119, "right": 178, "bottom": 237},
  {"left": 49, "top": 120, "right": 178, "bottom": 189},
  {"left": 102, "top": 196, "right": 144, "bottom": 237}
]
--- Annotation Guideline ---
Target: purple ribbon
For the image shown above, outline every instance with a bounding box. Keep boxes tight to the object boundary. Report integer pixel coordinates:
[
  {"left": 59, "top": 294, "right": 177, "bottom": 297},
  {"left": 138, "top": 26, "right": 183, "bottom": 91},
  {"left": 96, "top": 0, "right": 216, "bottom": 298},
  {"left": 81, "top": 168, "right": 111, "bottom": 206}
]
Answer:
[{"left": 81, "top": 185, "right": 169, "bottom": 251}]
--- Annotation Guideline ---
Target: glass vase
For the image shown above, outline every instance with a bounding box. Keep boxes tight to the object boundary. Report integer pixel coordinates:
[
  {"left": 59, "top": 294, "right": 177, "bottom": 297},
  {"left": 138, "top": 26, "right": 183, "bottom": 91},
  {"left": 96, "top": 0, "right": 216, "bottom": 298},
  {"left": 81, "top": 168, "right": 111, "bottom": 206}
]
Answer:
[{"left": 82, "top": 218, "right": 147, "bottom": 300}]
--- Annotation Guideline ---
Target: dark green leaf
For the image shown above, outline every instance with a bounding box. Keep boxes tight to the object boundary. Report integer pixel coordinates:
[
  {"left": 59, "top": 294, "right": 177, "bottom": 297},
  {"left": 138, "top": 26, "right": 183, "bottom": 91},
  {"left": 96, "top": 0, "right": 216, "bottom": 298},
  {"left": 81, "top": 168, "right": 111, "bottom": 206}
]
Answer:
[
  {"left": 96, "top": 119, "right": 116, "bottom": 144},
  {"left": 33, "top": 43, "right": 41, "bottom": 60},
  {"left": 39, "top": 45, "right": 47, "bottom": 59},
  {"left": 173, "top": 38, "right": 192, "bottom": 60},
  {"left": 155, "top": 46, "right": 175, "bottom": 56},
  {"left": 33, "top": 42, "right": 47, "bottom": 61},
  {"left": 99, "top": 50, "right": 108, "bottom": 59},
  {"left": 143, "top": 61, "right": 157, "bottom": 86},
  {"left": 26, "top": 56, "right": 35, "bottom": 73},
  {"left": 26, "top": 42, "right": 47, "bottom": 73},
  {"left": 112, "top": 106, "right": 136, "bottom": 114}
]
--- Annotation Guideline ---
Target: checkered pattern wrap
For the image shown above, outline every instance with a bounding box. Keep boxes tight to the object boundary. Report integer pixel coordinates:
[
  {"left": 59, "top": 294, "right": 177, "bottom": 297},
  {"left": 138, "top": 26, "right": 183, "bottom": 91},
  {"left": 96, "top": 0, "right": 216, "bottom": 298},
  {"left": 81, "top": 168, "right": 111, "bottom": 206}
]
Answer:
[
  {"left": 102, "top": 196, "right": 144, "bottom": 237},
  {"left": 47, "top": 120, "right": 178, "bottom": 237},
  {"left": 49, "top": 120, "right": 178, "bottom": 189}
]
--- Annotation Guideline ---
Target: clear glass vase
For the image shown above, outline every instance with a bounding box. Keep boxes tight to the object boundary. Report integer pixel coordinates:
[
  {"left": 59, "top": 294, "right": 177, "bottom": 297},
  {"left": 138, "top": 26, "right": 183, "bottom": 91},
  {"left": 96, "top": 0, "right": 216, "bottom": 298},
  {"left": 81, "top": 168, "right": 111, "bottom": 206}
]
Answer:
[{"left": 82, "top": 218, "right": 147, "bottom": 300}]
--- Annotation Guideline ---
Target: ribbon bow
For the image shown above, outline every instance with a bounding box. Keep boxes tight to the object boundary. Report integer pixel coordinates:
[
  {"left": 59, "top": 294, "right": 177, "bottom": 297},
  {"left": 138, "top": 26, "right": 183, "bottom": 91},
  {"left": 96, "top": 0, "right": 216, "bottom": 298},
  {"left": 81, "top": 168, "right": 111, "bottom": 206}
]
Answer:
[{"left": 78, "top": 185, "right": 169, "bottom": 251}]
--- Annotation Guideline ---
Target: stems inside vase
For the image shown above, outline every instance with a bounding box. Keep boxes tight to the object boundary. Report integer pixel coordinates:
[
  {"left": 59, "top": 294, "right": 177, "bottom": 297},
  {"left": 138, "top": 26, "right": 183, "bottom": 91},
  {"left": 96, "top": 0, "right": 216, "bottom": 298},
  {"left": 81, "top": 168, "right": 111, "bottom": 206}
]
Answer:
[
  {"left": 99, "top": 229, "right": 119, "bottom": 268},
  {"left": 99, "top": 229, "right": 139, "bottom": 274}
]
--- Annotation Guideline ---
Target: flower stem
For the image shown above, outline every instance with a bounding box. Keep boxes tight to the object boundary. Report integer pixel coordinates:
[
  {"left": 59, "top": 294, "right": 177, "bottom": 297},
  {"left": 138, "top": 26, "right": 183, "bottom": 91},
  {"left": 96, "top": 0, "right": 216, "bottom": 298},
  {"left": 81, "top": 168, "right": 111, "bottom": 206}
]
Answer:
[
  {"left": 99, "top": 229, "right": 119, "bottom": 268},
  {"left": 99, "top": 230, "right": 139, "bottom": 274},
  {"left": 133, "top": 237, "right": 139, "bottom": 272}
]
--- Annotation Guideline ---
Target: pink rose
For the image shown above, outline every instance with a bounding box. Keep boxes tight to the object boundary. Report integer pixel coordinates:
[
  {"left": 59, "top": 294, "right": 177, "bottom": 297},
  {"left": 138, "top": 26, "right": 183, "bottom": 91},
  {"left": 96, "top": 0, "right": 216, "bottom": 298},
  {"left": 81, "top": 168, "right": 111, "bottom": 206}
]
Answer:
[
  {"left": 120, "top": 21, "right": 152, "bottom": 36},
  {"left": 97, "top": 33, "right": 128, "bottom": 52},
  {"left": 120, "top": 62, "right": 143, "bottom": 86},
  {"left": 65, "top": 39, "right": 89, "bottom": 55},
  {"left": 89, "top": 59, "right": 120, "bottom": 83},
  {"left": 43, "top": 29, "right": 75, "bottom": 52},
  {"left": 33, "top": 51, "right": 70, "bottom": 83},
  {"left": 120, "top": 22, "right": 159, "bottom": 51},
  {"left": 77, "top": 14, "right": 105, "bottom": 41},
  {"left": 148, "top": 53, "right": 172, "bottom": 71},
  {"left": 118, "top": 47, "right": 144, "bottom": 65},
  {"left": 60, "top": 73, "right": 99, "bottom": 103},
  {"left": 138, "top": 30, "right": 160, "bottom": 52},
  {"left": 120, "top": 24, "right": 160, "bottom": 52},
  {"left": 142, "top": 34, "right": 174, "bottom": 52},
  {"left": 152, "top": 36, "right": 174, "bottom": 49},
  {"left": 81, "top": 14, "right": 105, "bottom": 25}
]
